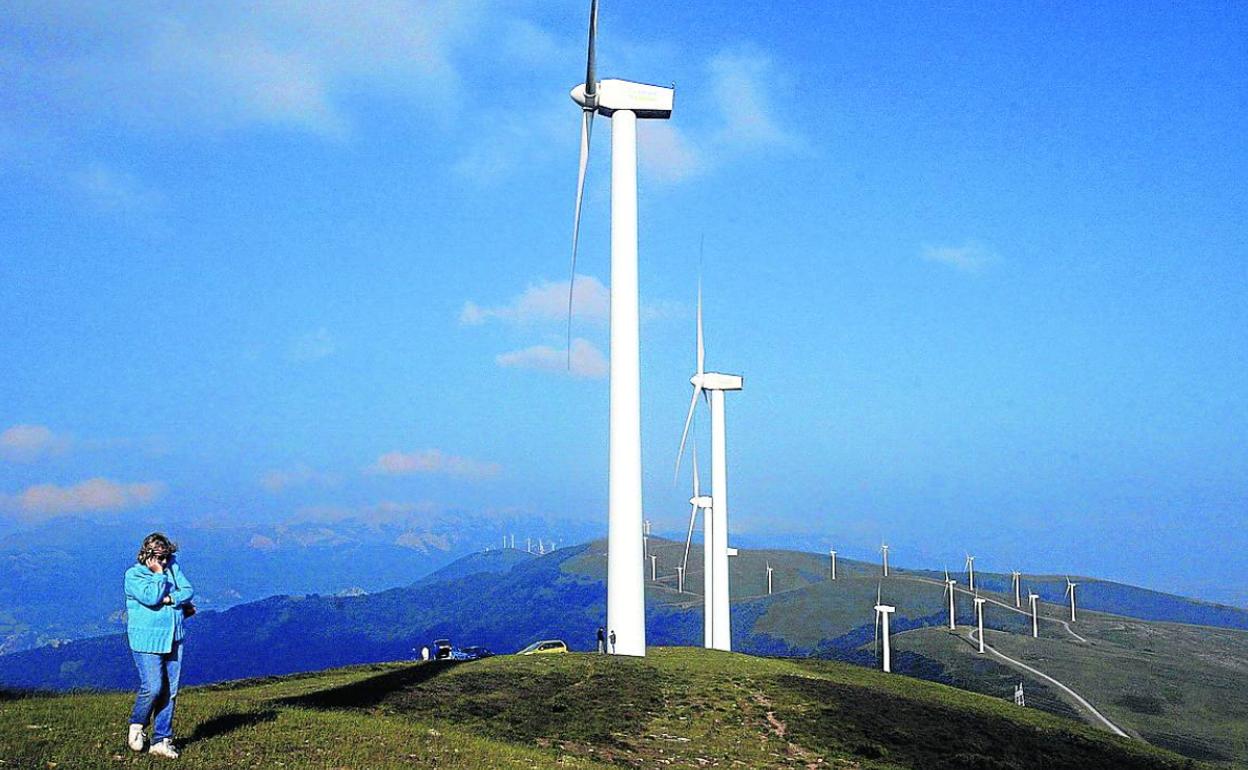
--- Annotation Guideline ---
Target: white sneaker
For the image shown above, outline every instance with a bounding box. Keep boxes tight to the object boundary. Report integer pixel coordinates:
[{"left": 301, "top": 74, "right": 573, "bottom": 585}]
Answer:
[
  {"left": 127, "top": 724, "right": 146, "bottom": 752},
  {"left": 149, "top": 738, "right": 180, "bottom": 759}
]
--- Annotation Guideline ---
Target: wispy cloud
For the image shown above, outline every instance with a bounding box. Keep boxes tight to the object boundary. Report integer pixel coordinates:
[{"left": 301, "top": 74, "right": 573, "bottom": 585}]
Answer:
[
  {"left": 289, "top": 327, "right": 337, "bottom": 362},
  {"left": 496, "top": 338, "right": 608, "bottom": 379},
  {"left": 259, "top": 464, "right": 342, "bottom": 493},
  {"left": 368, "top": 450, "right": 501, "bottom": 480},
  {"left": 74, "top": 163, "right": 163, "bottom": 213},
  {"left": 2, "top": 478, "right": 165, "bottom": 519},
  {"left": 461, "top": 275, "right": 609, "bottom": 327},
  {"left": 920, "top": 242, "right": 998, "bottom": 272},
  {"left": 0, "top": 425, "right": 71, "bottom": 463}
]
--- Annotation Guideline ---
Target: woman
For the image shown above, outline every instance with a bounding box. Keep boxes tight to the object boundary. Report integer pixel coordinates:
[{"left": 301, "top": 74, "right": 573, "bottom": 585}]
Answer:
[{"left": 124, "top": 532, "right": 194, "bottom": 759}]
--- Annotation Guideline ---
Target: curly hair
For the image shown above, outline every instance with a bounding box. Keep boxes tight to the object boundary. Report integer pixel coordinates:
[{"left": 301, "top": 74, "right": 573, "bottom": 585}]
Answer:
[{"left": 136, "top": 532, "right": 178, "bottom": 564}]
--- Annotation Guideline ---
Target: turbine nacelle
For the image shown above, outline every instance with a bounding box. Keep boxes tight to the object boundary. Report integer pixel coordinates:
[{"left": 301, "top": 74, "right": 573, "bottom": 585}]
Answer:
[
  {"left": 691, "top": 372, "right": 743, "bottom": 391},
  {"left": 689, "top": 494, "right": 713, "bottom": 508},
  {"left": 570, "top": 79, "right": 675, "bottom": 119},
  {"left": 874, "top": 604, "right": 896, "bottom": 614}
]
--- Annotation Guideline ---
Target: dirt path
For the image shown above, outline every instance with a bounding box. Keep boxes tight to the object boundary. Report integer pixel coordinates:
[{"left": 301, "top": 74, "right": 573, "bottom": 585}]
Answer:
[{"left": 965, "top": 626, "right": 1130, "bottom": 738}]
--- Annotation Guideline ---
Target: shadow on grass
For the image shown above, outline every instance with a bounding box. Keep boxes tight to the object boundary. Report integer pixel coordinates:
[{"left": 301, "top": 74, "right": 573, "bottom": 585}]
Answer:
[
  {"left": 277, "top": 661, "right": 462, "bottom": 711},
  {"left": 183, "top": 709, "right": 278, "bottom": 748}
]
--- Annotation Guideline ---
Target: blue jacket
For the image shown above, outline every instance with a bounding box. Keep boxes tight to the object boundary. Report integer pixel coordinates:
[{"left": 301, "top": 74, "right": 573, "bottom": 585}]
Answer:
[{"left": 124, "top": 560, "right": 194, "bottom": 654}]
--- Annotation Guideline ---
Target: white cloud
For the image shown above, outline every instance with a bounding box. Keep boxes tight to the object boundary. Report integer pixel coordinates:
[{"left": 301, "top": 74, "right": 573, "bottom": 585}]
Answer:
[
  {"left": 496, "top": 338, "right": 608, "bottom": 379},
  {"left": 3, "top": 478, "right": 165, "bottom": 519},
  {"left": 289, "top": 327, "right": 337, "bottom": 362},
  {"left": 259, "top": 464, "right": 341, "bottom": 493},
  {"left": 4, "top": 1, "right": 480, "bottom": 137},
  {"left": 706, "top": 49, "right": 798, "bottom": 151},
  {"left": 74, "top": 163, "right": 162, "bottom": 213},
  {"left": 461, "top": 274, "right": 609, "bottom": 326},
  {"left": 368, "top": 449, "right": 501, "bottom": 480},
  {"left": 0, "top": 425, "right": 70, "bottom": 463},
  {"left": 920, "top": 242, "right": 998, "bottom": 272}
]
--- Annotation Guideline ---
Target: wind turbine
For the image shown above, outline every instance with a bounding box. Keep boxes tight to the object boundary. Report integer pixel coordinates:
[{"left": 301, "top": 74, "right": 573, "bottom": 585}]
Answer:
[
  {"left": 1011, "top": 570, "right": 1022, "bottom": 608},
  {"left": 675, "top": 283, "right": 743, "bottom": 652},
  {"left": 974, "top": 596, "right": 987, "bottom": 654},
  {"left": 680, "top": 440, "right": 714, "bottom": 646},
  {"left": 676, "top": 564, "right": 685, "bottom": 593},
  {"left": 1028, "top": 592, "right": 1040, "bottom": 638},
  {"left": 766, "top": 562, "right": 774, "bottom": 596},
  {"left": 964, "top": 554, "right": 976, "bottom": 592},
  {"left": 526, "top": 537, "right": 532, "bottom": 553},
  {"left": 567, "top": 0, "right": 675, "bottom": 658},
  {"left": 829, "top": 547, "right": 837, "bottom": 581},
  {"left": 880, "top": 543, "right": 890, "bottom": 577},
  {"left": 943, "top": 568, "right": 957, "bottom": 630},
  {"left": 874, "top": 583, "right": 896, "bottom": 673},
  {"left": 650, "top": 553, "right": 658, "bottom": 581},
  {"left": 1064, "top": 576, "right": 1079, "bottom": 622}
]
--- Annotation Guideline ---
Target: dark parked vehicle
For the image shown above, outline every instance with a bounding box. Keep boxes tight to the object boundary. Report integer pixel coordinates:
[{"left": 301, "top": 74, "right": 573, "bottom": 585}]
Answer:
[
  {"left": 460, "top": 646, "right": 494, "bottom": 660},
  {"left": 431, "top": 639, "right": 453, "bottom": 660}
]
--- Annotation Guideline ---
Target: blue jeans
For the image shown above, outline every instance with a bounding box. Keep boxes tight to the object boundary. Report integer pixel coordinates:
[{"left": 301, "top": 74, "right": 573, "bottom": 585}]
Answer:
[{"left": 130, "top": 640, "right": 182, "bottom": 742}]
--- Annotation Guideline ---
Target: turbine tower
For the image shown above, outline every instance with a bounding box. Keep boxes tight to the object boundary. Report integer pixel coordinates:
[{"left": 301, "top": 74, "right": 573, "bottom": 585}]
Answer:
[
  {"left": 943, "top": 569, "right": 957, "bottom": 630},
  {"left": 766, "top": 562, "right": 774, "bottom": 596},
  {"left": 1011, "top": 570, "right": 1022, "bottom": 608},
  {"left": 880, "top": 543, "right": 890, "bottom": 577},
  {"left": 676, "top": 564, "right": 685, "bottom": 593},
  {"left": 680, "top": 440, "right": 714, "bottom": 646},
  {"left": 675, "top": 283, "right": 743, "bottom": 652},
  {"left": 974, "top": 596, "right": 986, "bottom": 654},
  {"left": 1064, "top": 576, "right": 1079, "bottom": 622},
  {"left": 650, "top": 553, "right": 657, "bottom": 581},
  {"left": 1028, "top": 592, "right": 1040, "bottom": 638},
  {"left": 874, "top": 584, "right": 896, "bottom": 673},
  {"left": 568, "top": 0, "right": 675, "bottom": 657},
  {"left": 964, "top": 554, "right": 976, "bottom": 592},
  {"left": 829, "top": 547, "right": 837, "bottom": 581}
]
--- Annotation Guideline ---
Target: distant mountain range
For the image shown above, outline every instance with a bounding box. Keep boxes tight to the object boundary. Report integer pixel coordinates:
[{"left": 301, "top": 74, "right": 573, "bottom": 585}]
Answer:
[{"left": 0, "top": 511, "right": 595, "bottom": 654}]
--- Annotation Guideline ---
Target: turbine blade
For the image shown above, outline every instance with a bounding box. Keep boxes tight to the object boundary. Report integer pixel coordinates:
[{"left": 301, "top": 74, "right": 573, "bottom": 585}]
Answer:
[
  {"left": 584, "top": 0, "right": 598, "bottom": 98},
  {"left": 567, "top": 108, "right": 594, "bottom": 366},
  {"left": 696, "top": 276, "right": 705, "bottom": 376},
  {"left": 674, "top": 385, "right": 701, "bottom": 481}
]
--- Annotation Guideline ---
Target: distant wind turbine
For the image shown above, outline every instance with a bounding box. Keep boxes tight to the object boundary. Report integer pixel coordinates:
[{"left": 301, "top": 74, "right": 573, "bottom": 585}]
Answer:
[
  {"left": 943, "top": 568, "right": 957, "bottom": 630},
  {"left": 964, "top": 554, "right": 976, "bottom": 592},
  {"left": 766, "top": 562, "right": 774, "bottom": 596},
  {"left": 567, "top": 0, "right": 676, "bottom": 658},
  {"left": 676, "top": 565, "right": 685, "bottom": 593},
  {"left": 1064, "top": 576, "right": 1079, "bottom": 622},
  {"left": 1011, "top": 570, "right": 1022, "bottom": 608},
  {"left": 874, "top": 583, "right": 896, "bottom": 673},
  {"left": 680, "top": 439, "right": 714, "bottom": 645},
  {"left": 675, "top": 280, "right": 743, "bottom": 652},
  {"left": 650, "top": 553, "right": 657, "bottom": 581},
  {"left": 880, "top": 543, "right": 890, "bottom": 577},
  {"left": 1028, "top": 592, "right": 1041, "bottom": 638},
  {"left": 974, "top": 596, "right": 987, "bottom": 654},
  {"left": 829, "top": 547, "right": 837, "bottom": 581}
]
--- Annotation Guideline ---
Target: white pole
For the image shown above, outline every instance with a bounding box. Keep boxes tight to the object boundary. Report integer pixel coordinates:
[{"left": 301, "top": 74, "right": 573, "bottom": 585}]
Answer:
[
  {"left": 882, "top": 548, "right": 889, "bottom": 577},
  {"left": 947, "top": 583, "right": 956, "bottom": 630},
  {"left": 526, "top": 537, "right": 531, "bottom": 553},
  {"left": 1013, "top": 572, "right": 1021, "bottom": 608},
  {"left": 607, "top": 108, "right": 645, "bottom": 657},
  {"left": 1030, "top": 596, "right": 1039, "bottom": 638},
  {"left": 1069, "top": 586, "right": 1077, "bottom": 622},
  {"left": 650, "top": 553, "right": 657, "bottom": 581},
  {"left": 677, "top": 565, "right": 684, "bottom": 593},
  {"left": 830, "top": 549, "right": 836, "bottom": 580},
  {"left": 702, "top": 484, "right": 714, "bottom": 648},
  {"left": 881, "top": 612, "right": 892, "bottom": 673},
  {"left": 767, "top": 565, "right": 773, "bottom": 595},
  {"left": 709, "top": 388, "right": 731, "bottom": 651},
  {"left": 976, "top": 599, "right": 985, "bottom": 654}
]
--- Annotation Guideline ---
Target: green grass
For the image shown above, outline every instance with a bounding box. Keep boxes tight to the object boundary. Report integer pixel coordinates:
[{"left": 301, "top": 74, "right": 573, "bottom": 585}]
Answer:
[{"left": 1, "top": 648, "right": 1209, "bottom": 769}]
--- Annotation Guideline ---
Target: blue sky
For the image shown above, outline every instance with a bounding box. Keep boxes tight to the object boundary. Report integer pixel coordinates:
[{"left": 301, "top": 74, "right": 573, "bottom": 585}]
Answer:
[{"left": 1, "top": 2, "right": 1245, "bottom": 602}]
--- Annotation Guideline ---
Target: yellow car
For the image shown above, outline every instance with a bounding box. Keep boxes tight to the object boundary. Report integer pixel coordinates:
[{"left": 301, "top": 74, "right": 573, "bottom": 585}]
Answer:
[{"left": 517, "top": 639, "right": 568, "bottom": 655}]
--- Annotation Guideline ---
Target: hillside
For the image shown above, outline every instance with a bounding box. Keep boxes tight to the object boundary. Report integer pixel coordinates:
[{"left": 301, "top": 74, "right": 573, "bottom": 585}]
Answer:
[
  {"left": 0, "top": 648, "right": 1205, "bottom": 770},
  {"left": 3, "top": 539, "right": 1245, "bottom": 765}
]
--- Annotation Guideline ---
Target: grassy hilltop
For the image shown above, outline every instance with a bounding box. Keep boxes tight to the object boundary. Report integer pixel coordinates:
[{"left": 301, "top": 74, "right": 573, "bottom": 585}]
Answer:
[{"left": 0, "top": 647, "right": 1205, "bottom": 770}]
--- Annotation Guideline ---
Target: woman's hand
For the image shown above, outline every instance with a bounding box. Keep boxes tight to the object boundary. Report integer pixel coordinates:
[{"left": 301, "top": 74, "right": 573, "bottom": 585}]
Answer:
[
  {"left": 146, "top": 556, "right": 165, "bottom": 574},
  {"left": 162, "top": 595, "right": 174, "bottom": 605}
]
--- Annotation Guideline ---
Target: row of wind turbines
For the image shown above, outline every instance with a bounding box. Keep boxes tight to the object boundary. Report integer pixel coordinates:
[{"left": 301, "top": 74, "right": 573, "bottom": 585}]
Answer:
[{"left": 559, "top": 0, "right": 1083, "bottom": 662}]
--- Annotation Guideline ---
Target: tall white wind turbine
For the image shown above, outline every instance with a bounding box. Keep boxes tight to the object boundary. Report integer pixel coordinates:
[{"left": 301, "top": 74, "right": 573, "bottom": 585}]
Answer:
[
  {"left": 874, "top": 583, "right": 896, "bottom": 673},
  {"left": 567, "top": 0, "right": 675, "bottom": 657},
  {"left": 675, "top": 283, "right": 743, "bottom": 651},
  {"left": 680, "top": 440, "right": 714, "bottom": 643},
  {"left": 829, "top": 547, "right": 837, "bottom": 581},
  {"left": 943, "top": 568, "right": 957, "bottom": 630},
  {"left": 1011, "top": 570, "right": 1022, "bottom": 608},
  {"left": 880, "top": 543, "right": 890, "bottom": 577},
  {"left": 766, "top": 562, "right": 774, "bottom": 595},
  {"left": 964, "top": 554, "right": 976, "bottom": 592},
  {"left": 1064, "top": 576, "right": 1079, "bottom": 622},
  {"left": 1028, "top": 592, "right": 1040, "bottom": 638},
  {"left": 974, "top": 596, "right": 987, "bottom": 654}
]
